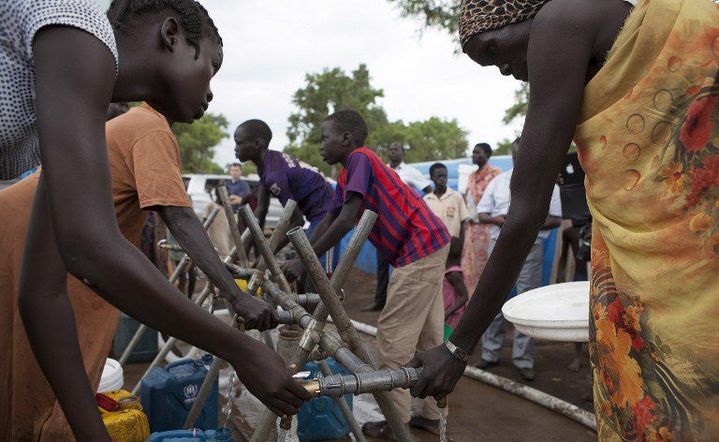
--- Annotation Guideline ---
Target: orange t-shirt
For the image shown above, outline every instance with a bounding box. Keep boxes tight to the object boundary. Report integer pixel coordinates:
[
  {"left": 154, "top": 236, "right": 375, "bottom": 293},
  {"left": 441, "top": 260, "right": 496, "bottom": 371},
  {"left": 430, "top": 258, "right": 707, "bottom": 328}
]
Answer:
[
  {"left": 0, "top": 103, "right": 190, "bottom": 441},
  {"left": 109, "top": 102, "right": 192, "bottom": 244}
]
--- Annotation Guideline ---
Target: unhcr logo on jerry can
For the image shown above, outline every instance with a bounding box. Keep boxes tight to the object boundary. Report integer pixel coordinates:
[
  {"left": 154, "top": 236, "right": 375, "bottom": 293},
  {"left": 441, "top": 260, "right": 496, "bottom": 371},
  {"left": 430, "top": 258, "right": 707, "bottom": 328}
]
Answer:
[{"left": 184, "top": 383, "right": 199, "bottom": 403}]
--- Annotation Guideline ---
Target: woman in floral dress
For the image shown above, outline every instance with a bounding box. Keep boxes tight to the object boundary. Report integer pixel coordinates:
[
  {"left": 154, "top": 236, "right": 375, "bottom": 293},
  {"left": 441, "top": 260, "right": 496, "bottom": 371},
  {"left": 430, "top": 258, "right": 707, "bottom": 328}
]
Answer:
[{"left": 411, "top": 0, "right": 719, "bottom": 439}]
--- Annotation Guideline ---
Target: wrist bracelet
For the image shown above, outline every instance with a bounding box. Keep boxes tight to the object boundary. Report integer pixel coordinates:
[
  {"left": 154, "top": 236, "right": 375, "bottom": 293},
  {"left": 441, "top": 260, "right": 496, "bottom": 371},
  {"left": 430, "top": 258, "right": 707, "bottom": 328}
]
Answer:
[{"left": 445, "top": 340, "right": 470, "bottom": 363}]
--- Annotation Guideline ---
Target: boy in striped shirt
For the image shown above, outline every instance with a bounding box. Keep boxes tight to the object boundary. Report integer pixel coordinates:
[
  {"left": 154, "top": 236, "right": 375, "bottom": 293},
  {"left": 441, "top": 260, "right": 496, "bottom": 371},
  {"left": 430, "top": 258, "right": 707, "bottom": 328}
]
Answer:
[{"left": 282, "top": 110, "right": 451, "bottom": 439}]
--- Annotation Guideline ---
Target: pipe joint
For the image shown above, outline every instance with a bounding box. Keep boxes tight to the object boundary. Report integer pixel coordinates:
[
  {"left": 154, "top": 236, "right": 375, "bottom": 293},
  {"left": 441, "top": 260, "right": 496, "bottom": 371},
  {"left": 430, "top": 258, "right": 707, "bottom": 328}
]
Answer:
[
  {"left": 296, "top": 293, "right": 321, "bottom": 307},
  {"left": 299, "top": 318, "right": 324, "bottom": 351}
]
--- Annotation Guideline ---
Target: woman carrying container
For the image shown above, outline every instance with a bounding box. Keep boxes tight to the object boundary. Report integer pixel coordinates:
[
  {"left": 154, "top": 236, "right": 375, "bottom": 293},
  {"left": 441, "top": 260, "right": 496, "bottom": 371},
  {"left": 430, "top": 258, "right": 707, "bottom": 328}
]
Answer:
[{"left": 410, "top": 0, "right": 719, "bottom": 439}]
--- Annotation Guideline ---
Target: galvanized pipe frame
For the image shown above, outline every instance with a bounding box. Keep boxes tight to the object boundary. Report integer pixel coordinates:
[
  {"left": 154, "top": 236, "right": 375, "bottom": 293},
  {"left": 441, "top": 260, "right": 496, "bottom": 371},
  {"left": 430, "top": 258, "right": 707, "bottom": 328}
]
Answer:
[
  {"left": 217, "top": 186, "right": 249, "bottom": 267},
  {"left": 264, "top": 284, "right": 414, "bottom": 442},
  {"left": 239, "top": 204, "right": 292, "bottom": 294},
  {"left": 318, "top": 332, "right": 371, "bottom": 374},
  {"left": 118, "top": 207, "right": 220, "bottom": 366},
  {"left": 246, "top": 200, "right": 299, "bottom": 294},
  {"left": 121, "top": 242, "right": 249, "bottom": 369},
  {"left": 282, "top": 210, "right": 378, "bottom": 374},
  {"left": 130, "top": 283, "right": 218, "bottom": 395},
  {"left": 238, "top": 205, "right": 309, "bottom": 441},
  {"left": 250, "top": 233, "right": 370, "bottom": 439},
  {"left": 222, "top": 262, "right": 264, "bottom": 280},
  {"left": 128, "top": 235, "right": 258, "bottom": 393},
  {"left": 266, "top": 280, "right": 420, "bottom": 399},
  {"left": 286, "top": 218, "right": 413, "bottom": 442},
  {"left": 301, "top": 367, "right": 422, "bottom": 398},
  {"left": 263, "top": 281, "right": 363, "bottom": 364},
  {"left": 250, "top": 212, "right": 379, "bottom": 442},
  {"left": 258, "top": 280, "right": 378, "bottom": 441},
  {"left": 286, "top": 223, "right": 373, "bottom": 363}
]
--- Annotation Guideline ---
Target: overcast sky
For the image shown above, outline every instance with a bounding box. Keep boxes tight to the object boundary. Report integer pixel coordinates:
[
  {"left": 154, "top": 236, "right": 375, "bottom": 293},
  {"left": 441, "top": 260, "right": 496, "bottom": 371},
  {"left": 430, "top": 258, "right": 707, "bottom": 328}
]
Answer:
[{"left": 203, "top": 0, "right": 524, "bottom": 168}]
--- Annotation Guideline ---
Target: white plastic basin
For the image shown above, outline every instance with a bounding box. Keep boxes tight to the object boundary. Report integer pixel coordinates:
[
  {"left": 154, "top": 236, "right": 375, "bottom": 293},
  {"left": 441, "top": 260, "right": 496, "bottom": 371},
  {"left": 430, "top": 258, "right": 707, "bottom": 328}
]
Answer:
[{"left": 502, "top": 281, "right": 590, "bottom": 342}]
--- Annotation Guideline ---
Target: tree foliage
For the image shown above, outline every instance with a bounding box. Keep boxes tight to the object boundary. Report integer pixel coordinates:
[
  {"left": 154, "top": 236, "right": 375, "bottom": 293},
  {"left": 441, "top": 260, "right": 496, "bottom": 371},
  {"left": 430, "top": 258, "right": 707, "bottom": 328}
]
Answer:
[
  {"left": 494, "top": 84, "right": 530, "bottom": 156},
  {"left": 385, "top": 1, "right": 531, "bottom": 159},
  {"left": 285, "top": 65, "right": 468, "bottom": 175},
  {"left": 286, "top": 64, "right": 390, "bottom": 174},
  {"left": 502, "top": 83, "right": 529, "bottom": 124},
  {"left": 172, "top": 113, "right": 229, "bottom": 174},
  {"left": 386, "top": 0, "right": 461, "bottom": 35},
  {"left": 398, "top": 117, "right": 468, "bottom": 163}
]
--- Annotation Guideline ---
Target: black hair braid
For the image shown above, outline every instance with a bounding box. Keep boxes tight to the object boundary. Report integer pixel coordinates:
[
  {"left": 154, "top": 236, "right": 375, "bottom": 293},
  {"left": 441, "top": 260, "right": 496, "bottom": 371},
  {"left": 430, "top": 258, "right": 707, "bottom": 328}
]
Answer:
[
  {"left": 108, "top": 0, "right": 222, "bottom": 58},
  {"left": 192, "top": 2, "right": 222, "bottom": 47}
]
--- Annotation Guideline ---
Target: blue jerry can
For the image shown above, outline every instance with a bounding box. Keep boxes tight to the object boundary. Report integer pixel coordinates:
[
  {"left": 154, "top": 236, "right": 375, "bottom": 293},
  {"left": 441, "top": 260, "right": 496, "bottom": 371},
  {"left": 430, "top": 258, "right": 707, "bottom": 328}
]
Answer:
[
  {"left": 141, "top": 355, "right": 218, "bottom": 432},
  {"left": 147, "top": 428, "right": 233, "bottom": 441},
  {"left": 297, "top": 358, "right": 353, "bottom": 442}
]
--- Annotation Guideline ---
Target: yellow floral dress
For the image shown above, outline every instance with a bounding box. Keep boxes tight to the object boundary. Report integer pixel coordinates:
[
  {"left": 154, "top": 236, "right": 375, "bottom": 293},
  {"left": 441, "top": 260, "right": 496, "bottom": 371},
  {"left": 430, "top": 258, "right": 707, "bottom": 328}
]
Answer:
[{"left": 574, "top": 0, "right": 719, "bottom": 439}]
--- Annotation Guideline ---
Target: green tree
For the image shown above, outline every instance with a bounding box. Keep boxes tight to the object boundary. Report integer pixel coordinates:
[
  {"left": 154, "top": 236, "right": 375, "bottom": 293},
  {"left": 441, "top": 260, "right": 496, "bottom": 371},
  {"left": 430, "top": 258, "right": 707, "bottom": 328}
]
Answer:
[
  {"left": 387, "top": 0, "right": 460, "bottom": 35},
  {"left": 286, "top": 65, "right": 469, "bottom": 174},
  {"left": 502, "top": 83, "right": 529, "bottom": 124},
  {"left": 286, "top": 64, "right": 390, "bottom": 175},
  {"left": 493, "top": 84, "right": 529, "bottom": 156},
  {"left": 494, "top": 139, "right": 514, "bottom": 156},
  {"left": 172, "top": 113, "right": 229, "bottom": 174},
  {"left": 401, "top": 117, "right": 468, "bottom": 162}
]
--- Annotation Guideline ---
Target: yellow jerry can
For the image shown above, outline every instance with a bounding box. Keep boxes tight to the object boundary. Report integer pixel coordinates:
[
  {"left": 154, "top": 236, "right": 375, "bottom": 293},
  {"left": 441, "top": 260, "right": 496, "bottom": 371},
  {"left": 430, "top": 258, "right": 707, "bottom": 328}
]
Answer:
[{"left": 97, "top": 389, "right": 150, "bottom": 442}]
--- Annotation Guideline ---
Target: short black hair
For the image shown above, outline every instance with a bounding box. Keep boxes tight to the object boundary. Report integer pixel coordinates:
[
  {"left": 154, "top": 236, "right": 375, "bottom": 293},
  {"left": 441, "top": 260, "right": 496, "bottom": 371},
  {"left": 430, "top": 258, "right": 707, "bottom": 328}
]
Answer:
[
  {"left": 324, "top": 110, "right": 368, "bottom": 146},
  {"left": 238, "top": 119, "right": 273, "bottom": 144},
  {"left": 475, "top": 142, "right": 492, "bottom": 158},
  {"left": 108, "top": 0, "right": 223, "bottom": 59},
  {"left": 429, "top": 162, "right": 447, "bottom": 177},
  {"left": 389, "top": 142, "right": 405, "bottom": 152},
  {"left": 229, "top": 162, "right": 241, "bottom": 169}
]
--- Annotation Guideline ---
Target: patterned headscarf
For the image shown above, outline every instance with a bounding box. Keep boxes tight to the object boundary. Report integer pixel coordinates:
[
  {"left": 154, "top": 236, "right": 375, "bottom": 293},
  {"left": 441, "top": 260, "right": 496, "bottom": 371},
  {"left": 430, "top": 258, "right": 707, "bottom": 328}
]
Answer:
[{"left": 459, "top": 0, "right": 551, "bottom": 48}]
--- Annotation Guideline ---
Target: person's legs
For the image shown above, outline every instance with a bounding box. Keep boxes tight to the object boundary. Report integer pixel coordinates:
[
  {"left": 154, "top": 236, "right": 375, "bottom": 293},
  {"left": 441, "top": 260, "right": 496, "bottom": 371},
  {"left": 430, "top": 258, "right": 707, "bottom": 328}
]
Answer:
[
  {"left": 481, "top": 312, "right": 506, "bottom": 363},
  {"left": 414, "top": 251, "right": 448, "bottom": 422},
  {"left": 511, "top": 240, "right": 544, "bottom": 371},
  {"left": 479, "top": 238, "right": 504, "bottom": 364},
  {"left": 375, "top": 246, "right": 448, "bottom": 424}
]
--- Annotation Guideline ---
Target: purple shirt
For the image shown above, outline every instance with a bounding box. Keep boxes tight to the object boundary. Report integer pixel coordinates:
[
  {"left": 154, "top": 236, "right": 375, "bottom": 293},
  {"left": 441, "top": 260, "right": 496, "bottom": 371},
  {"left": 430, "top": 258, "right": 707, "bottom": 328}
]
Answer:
[
  {"left": 260, "top": 150, "right": 334, "bottom": 223},
  {"left": 331, "top": 147, "right": 449, "bottom": 267}
]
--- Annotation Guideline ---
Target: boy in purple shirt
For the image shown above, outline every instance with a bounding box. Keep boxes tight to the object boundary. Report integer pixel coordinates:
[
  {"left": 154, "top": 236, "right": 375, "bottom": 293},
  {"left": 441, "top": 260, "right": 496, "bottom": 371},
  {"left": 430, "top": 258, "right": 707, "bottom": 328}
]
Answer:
[
  {"left": 282, "top": 110, "right": 451, "bottom": 439},
  {"left": 234, "top": 119, "right": 334, "bottom": 252}
]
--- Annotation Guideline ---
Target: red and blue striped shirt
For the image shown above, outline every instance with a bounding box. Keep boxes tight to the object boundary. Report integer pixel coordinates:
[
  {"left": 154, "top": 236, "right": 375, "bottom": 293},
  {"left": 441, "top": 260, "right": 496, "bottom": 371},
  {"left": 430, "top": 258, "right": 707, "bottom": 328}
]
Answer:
[{"left": 331, "top": 147, "right": 449, "bottom": 267}]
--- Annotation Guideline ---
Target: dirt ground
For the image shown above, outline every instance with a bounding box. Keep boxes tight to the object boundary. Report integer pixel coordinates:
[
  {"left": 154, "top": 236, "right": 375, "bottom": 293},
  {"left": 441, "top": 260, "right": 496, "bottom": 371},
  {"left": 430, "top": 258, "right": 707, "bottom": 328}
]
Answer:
[{"left": 124, "top": 266, "right": 597, "bottom": 441}]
